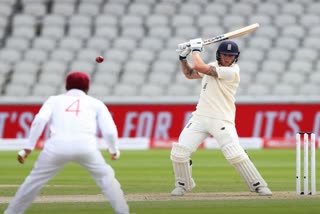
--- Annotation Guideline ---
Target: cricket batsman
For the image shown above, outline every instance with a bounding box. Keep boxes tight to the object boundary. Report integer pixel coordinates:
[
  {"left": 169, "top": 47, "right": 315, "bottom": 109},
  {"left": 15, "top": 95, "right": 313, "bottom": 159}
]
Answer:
[{"left": 170, "top": 38, "right": 272, "bottom": 196}]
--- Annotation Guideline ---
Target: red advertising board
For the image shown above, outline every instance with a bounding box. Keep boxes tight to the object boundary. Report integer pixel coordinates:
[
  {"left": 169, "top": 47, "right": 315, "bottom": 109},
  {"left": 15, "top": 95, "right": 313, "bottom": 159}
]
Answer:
[
  {"left": 235, "top": 103, "right": 320, "bottom": 139},
  {"left": 0, "top": 103, "right": 319, "bottom": 140}
]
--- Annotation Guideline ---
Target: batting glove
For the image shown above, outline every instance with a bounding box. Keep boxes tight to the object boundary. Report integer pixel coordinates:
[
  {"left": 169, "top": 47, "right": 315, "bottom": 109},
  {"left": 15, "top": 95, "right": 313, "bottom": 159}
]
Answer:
[
  {"left": 189, "top": 38, "right": 203, "bottom": 52},
  {"left": 178, "top": 47, "right": 191, "bottom": 60},
  {"left": 176, "top": 42, "right": 191, "bottom": 60},
  {"left": 177, "top": 41, "right": 189, "bottom": 51}
]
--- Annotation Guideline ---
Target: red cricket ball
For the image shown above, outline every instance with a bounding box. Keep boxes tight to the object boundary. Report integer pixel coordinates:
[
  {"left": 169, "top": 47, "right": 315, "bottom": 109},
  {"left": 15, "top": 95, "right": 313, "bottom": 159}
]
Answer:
[{"left": 96, "top": 56, "right": 104, "bottom": 63}]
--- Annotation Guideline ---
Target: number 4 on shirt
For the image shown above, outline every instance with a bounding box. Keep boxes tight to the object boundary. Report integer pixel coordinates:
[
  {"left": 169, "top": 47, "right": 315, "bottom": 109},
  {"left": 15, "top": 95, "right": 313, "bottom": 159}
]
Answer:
[{"left": 65, "top": 99, "right": 80, "bottom": 116}]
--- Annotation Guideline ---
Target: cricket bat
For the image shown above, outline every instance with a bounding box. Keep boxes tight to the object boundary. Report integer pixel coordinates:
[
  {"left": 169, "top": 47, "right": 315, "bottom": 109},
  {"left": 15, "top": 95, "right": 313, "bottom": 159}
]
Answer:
[{"left": 178, "top": 23, "right": 260, "bottom": 48}]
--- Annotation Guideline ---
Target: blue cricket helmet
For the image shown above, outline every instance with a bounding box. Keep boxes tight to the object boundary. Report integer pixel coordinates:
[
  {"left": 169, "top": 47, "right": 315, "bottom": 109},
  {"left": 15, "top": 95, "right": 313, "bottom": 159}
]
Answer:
[{"left": 216, "top": 40, "right": 240, "bottom": 63}]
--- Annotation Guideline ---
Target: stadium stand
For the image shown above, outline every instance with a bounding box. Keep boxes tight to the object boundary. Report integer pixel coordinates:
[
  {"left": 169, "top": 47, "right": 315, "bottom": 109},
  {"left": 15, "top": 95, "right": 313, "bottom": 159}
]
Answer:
[{"left": 0, "top": 0, "right": 319, "bottom": 99}]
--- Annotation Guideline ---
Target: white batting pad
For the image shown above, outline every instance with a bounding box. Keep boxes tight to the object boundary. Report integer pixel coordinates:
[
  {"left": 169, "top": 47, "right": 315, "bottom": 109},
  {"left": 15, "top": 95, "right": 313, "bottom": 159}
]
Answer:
[
  {"left": 170, "top": 143, "right": 195, "bottom": 191},
  {"left": 221, "top": 143, "right": 267, "bottom": 192}
]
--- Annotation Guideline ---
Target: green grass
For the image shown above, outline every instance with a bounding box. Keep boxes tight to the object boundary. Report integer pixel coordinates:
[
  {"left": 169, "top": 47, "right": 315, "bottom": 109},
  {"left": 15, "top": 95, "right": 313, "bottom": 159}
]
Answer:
[{"left": 1, "top": 149, "right": 320, "bottom": 214}]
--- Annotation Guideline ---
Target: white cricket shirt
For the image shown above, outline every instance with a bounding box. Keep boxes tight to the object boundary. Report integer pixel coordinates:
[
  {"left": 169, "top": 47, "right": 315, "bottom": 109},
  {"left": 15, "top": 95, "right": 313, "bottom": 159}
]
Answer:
[
  {"left": 25, "top": 89, "right": 118, "bottom": 153},
  {"left": 193, "top": 61, "right": 240, "bottom": 124}
]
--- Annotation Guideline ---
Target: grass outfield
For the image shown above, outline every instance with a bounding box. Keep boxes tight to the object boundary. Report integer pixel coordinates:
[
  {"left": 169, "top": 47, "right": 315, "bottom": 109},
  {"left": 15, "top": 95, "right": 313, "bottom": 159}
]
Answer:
[{"left": 0, "top": 149, "right": 319, "bottom": 214}]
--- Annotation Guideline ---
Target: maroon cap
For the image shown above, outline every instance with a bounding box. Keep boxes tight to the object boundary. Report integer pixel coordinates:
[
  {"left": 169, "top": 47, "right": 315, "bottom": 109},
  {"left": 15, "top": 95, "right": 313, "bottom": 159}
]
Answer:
[{"left": 65, "top": 71, "right": 90, "bottom": 92}]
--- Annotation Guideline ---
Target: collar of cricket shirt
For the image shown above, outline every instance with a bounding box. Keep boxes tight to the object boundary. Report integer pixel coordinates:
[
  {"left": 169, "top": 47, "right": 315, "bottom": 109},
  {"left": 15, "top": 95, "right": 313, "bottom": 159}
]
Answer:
[{"left": 66, "top": 89, "right": 86, "bottom": 96}]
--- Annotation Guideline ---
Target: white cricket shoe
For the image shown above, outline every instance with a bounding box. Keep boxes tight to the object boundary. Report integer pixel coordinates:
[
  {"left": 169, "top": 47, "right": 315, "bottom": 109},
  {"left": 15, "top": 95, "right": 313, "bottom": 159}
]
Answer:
[
  {"left": 256, "top": 187, "right": 272, "bottom": 196},
  {"left": 171, "top": 186, "right": 186, "bottom": 196}
]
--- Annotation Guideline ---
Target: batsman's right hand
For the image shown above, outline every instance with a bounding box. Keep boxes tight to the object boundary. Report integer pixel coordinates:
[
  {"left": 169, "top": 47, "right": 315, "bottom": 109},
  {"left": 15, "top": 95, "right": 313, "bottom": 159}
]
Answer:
[
  {"left": 176, "top": 42, "right": 190, "bottom": 51},
  {"left": 177, "top": 42, "right": 191, "bottom": 59},
  {"left": 178, "top": 47, "right": 191, "bottom": 58}
]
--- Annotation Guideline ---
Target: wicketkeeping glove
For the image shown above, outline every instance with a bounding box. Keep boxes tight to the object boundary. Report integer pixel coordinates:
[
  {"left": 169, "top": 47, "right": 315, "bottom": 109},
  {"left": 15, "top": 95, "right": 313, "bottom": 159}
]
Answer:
[{"left": 189, "top": 38, "right": 203, "bottom": 52}]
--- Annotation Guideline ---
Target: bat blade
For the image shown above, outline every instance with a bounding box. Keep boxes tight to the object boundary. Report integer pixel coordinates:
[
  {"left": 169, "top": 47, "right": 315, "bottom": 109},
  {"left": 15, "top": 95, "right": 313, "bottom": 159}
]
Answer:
[
  {"left": 203, "top": 23, "right": 260, "bottom": 46},
  {"left": 178, "top": 23, "right": 260, "bottom": 49}
]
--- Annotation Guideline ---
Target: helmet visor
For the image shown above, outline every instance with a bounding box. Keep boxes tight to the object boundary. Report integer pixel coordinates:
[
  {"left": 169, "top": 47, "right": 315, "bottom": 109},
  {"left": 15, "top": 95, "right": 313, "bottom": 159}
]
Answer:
[{"left": 219, "top": 51, "right": 239, "bottom": 56}]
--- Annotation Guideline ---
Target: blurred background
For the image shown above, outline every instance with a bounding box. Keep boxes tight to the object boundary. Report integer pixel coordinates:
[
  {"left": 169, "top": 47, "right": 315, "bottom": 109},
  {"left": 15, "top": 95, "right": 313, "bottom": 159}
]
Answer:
[{"left": 0, "top": 0, "right": 319, "bottom": 148}]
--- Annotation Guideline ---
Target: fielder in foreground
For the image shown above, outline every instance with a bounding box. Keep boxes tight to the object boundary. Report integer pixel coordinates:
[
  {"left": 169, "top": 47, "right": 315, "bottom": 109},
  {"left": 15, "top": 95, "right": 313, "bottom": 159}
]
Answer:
[
  {"left": 4, "top": 71, "right": 129, "bottom": 214},
  {"left": 170, "top": 39, "right": 272, "bottom": 196}
]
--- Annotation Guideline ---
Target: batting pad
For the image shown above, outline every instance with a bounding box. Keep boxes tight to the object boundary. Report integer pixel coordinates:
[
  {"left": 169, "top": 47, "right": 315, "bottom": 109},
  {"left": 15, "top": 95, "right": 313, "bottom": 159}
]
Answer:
[
  {"left": 171, "top": 143, "right": 195, "bottom": 191},
  {"left": 221, "top": 143, "right": 267, "bottom": 192}
]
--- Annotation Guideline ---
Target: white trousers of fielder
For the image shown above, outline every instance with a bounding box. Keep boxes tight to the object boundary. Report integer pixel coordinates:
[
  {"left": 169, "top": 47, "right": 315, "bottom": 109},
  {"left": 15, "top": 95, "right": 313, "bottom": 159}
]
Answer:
[{"left": 4, "top": 144, "right": 129, "bottom": 214}]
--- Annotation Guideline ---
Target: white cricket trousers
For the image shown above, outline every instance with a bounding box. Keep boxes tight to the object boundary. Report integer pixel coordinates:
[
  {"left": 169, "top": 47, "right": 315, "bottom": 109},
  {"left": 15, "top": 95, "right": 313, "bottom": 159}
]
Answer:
[
  {"left": 4, "top": 147, "right": 129, "bottom": 214},
  {"left": 178, "top": 114, "right": 239, "bottom": 151}
]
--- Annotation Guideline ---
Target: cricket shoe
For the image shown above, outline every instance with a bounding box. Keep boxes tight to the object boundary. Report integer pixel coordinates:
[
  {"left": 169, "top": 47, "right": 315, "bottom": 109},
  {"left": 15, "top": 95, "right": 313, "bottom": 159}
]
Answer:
[
  {"left": 171, "top": 186, "right": 187, "bottom": 196},
  {"left": 255, "top": 186, "right": 272, "bottom": 196}
]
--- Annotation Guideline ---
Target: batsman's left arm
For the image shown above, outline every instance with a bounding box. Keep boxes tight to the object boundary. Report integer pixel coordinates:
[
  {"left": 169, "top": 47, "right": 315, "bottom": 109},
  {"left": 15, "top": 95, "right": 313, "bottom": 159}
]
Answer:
[
  {"left": 179, "top": 59, "right": 202, "bottom": 79},
  {"left": 189, "top": 38, "right": 219, "bottom": 77},
  {"left": 192, "top": 52, "right": 218, "bottom": 77}
]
